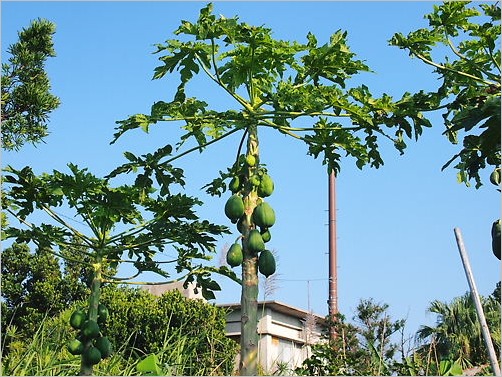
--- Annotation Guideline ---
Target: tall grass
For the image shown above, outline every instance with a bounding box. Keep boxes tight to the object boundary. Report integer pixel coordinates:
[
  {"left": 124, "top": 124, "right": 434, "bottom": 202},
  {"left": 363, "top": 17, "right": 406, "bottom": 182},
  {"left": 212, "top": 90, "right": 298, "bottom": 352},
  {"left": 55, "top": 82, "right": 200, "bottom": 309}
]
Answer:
[
  {"left": 1, "top": 305, "right": 238, "bottom": 376},
  {"left": 1, "top": 312, "right": 81, "bottom": 376}
]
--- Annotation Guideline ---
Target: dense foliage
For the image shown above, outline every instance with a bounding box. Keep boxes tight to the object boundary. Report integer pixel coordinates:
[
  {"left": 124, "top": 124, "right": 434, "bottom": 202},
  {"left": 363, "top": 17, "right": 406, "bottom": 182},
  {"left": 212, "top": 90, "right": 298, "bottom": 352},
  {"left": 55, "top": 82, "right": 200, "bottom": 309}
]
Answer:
[
  {"left": 1, "top": 239, "right": 238, "bottom": 375},
  {"left": 99, "top": 287, "right": 238, "bottom": 375},
  {"left": 1, "top": 243, "right": 90, "bottom": 345},
  {"left": 415, "top": 282, "right": 501, "bottom": 371},
  {"left": 1, "top": 286, "right": 238, "bottom": 376}
]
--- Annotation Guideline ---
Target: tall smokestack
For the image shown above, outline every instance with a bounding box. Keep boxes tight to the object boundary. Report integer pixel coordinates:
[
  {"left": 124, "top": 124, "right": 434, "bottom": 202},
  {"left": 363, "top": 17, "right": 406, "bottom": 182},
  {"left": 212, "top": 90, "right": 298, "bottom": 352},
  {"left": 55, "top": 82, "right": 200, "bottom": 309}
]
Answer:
[{"left": 328, "top": 170, "right": 338, "bottom": 339}]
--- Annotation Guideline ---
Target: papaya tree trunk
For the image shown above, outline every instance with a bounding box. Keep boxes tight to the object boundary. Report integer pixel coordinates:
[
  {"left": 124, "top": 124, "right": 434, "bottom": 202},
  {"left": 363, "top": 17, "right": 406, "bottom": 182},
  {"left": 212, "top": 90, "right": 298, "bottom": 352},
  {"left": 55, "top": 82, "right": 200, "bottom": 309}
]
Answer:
[
  {"left": 79, "top": 257, "right": 102, "bottom": 376},
  {"left": 240, "top": 125, "right": 260, "bottom": 376}
]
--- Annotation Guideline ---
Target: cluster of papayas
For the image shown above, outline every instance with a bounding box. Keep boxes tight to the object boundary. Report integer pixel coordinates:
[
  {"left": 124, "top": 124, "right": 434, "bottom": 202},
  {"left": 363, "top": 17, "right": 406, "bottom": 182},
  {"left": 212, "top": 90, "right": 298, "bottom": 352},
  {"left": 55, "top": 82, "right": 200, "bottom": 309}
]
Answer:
[
  {"left": 67, "top": 304, "right": 112, "bottom": 364},
  {"left": 224, "top": 160, "right": 277, "bottom": 278}
]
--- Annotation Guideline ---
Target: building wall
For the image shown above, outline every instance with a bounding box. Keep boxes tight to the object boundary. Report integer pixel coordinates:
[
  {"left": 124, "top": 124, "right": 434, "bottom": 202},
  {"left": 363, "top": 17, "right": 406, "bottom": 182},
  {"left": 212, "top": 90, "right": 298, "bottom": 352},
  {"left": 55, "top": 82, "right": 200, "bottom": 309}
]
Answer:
[
  {"left": 141, "top": 284, "right": 325, "bottom": 374},
  {"left": 222, "top": 302, "right": 325, "bottom": 374}
]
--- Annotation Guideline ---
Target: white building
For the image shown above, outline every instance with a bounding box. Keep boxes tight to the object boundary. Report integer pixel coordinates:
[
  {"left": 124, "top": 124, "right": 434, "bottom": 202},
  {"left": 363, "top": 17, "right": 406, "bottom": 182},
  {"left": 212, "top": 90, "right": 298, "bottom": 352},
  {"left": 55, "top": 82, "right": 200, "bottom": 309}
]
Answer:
[
  {"left": 142, "top": 283, "right": 327, "bottom": 374},
  {"left": 219, "top": 301, "right": 326, "bottom": 374}
]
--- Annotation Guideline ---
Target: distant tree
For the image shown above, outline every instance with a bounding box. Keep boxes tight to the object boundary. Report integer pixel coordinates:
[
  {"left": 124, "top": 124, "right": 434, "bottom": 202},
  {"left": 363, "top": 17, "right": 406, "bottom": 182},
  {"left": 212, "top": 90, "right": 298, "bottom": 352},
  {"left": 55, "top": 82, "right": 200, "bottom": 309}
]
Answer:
[
  {"left": 1, "top": 241, "right": 92, "bottom": 356},
  {"left": 354, "top": 299, "right": 406, "bottom": 374},
  {"left": 1, "top": 18, "right": 61, "bottom": 151},
  {"left": 415, "top": 285, "right": 501, "bottom": 371},
  {"left": 390, "top": 1, "right": 500, "bottom": 188},
  {"left": 296, "top": 298, "right": 405, "bottom": 376}
]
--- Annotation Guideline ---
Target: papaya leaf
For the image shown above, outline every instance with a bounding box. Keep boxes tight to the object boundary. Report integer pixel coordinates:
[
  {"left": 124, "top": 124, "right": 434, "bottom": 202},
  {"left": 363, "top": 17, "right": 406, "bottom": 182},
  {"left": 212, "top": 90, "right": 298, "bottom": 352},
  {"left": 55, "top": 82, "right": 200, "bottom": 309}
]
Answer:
[
  {"left": 136, "top": 354, "right": 163, "bottom": 376},
  {"left": 4, "top": 161, "right": 228, "bottom": 297},
  {"left": 389, "top": 1, "right": 500, "bottom": 187}
]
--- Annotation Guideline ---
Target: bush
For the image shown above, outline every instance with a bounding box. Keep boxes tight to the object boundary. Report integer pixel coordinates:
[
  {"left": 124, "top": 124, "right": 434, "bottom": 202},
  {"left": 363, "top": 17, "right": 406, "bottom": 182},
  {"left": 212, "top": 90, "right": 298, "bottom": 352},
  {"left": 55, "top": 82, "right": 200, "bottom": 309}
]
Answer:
[{"left": 99, "top": 285, "right": 238, "bottom": 375}]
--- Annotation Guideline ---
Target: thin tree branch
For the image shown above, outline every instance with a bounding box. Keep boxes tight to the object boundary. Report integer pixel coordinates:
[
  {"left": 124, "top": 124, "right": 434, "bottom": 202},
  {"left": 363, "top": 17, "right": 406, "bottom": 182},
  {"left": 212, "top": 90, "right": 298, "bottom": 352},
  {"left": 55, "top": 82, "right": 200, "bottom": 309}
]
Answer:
[
  {"left": 101, "top": 273, "right": 191, "bottom": 286},
  {"left": 105, "top": 257, "right": 179, "bottom": 264},
  {"left": 102, "top": 270, "right": 141, "bottom": 281},
  {"left": 40, "top": 204, "right": 94, "bottom": 247},
  {"left": 234, "top": 127, "right": 248, "bottom": 167},
  {"left": 446, "top": 36, "right": 500, "bottom": 82},
  {"left": 195, "top": 52, "right": 253, "bottom": 112},
  {"left": 163, "top": 125, "right": 243, "bottom": 165},
  {"left": 412, "top": 49, "right": 498, "bottom": 86},
  {"left": 257, "top": 109, "right": 352, "bottom": 119}
]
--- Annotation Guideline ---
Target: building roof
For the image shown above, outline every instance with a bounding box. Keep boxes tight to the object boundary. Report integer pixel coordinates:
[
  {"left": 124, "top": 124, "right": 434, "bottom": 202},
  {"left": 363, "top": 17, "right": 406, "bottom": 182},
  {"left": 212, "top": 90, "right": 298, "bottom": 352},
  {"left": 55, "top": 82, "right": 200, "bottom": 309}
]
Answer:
[{"left": 218, "top": 300, "right": 327, "bottom": 324}]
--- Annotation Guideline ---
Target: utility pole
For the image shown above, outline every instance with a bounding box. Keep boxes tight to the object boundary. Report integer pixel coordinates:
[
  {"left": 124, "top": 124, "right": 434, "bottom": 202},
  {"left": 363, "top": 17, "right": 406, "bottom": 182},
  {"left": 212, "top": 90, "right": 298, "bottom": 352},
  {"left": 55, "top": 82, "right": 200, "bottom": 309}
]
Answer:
[{"left": 328, "top": 170, "right": 338, "bottom": 340}]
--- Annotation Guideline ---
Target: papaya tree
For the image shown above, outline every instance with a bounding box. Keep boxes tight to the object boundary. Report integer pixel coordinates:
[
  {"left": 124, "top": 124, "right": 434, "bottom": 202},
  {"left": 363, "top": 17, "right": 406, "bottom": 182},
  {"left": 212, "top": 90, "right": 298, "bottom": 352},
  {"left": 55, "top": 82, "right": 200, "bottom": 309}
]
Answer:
[
  {"left": 111, "top": 3, "right": 433, "bottom": 375},
  {"left": 2, "top": 151, "right": 234, "bottom": 375},
  {"left": 390, "top": 1, "right": 500, "bottom": 188},
  {"left": 389, "top": 1, "right": 500, "bottom": 260}
]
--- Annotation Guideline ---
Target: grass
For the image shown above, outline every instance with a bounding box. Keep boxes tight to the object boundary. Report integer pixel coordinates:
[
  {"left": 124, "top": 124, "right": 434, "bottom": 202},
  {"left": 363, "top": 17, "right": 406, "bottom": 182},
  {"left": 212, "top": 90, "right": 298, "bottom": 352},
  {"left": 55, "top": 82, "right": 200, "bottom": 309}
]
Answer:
[{"left": 1, "top": 305, "right": 237, "bottom": 376}]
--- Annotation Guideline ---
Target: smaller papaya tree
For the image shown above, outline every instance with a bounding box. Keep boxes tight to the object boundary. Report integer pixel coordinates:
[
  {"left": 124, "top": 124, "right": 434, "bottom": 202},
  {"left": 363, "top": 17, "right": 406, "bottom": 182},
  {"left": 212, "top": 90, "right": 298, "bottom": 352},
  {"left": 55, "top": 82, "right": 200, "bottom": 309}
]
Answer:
[{"left": 3, "top": 147, "right": 236, "bottom": 375}]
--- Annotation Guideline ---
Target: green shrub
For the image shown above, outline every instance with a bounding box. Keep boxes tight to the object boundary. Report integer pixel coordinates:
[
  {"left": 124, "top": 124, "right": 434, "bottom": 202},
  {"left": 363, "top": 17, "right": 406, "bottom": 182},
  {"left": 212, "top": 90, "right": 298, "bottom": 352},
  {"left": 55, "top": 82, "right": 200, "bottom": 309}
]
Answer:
[{"left": 99, "top": 286, "right": 238, "bottom": 375}]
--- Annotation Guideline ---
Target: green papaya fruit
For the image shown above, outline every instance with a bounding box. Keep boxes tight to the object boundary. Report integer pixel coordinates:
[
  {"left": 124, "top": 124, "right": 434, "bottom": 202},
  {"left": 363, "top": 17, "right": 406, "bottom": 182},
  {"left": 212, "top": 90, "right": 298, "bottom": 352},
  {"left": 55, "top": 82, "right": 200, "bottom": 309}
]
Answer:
[
  {"left": 258, "top": 250, "right": 276, "bottom": 277},
  {"left": 248, "top": 229, "right": 265, "bottom": 253},
  {"left": 94, "top": 336, "right": 112, "bottom": 358},
  {"left": 260, "top": 228, "right": 271, "bottom": 243},
  {"left": 491, "top": 219, "right": 501, "bottom": 260},
  {"left": 225, "top": 194, "right": 245, "bottom": 221},
  {"left": 249, "top": 175, "right": 261, "bottom": 187},
  {"left": 83, "top": 346, "right": 102, "bottom": 365},
  {"left": 70, "top": 309, "right": 87, "bottom": 330},
  {"left": 67, "top": 339, "right": 84, "bottom": 355},
  {"left": 490, "top": 168, "right": 500, "bottom": 186},
  {"left": 252, "top": 202, "right": 276, "bottom": 228},
  {"left": 246, "top": 154, "right": 257, "bottom": 167},
  {"left": 81, "top": 320, "right": 100, "bottom": 339},
  {"left": 229, "top": 176, "right": 241, "bottom": 193},
  {"left": 97, "top": 304, "right": 109, "bottom": 323},
  {"left": 227, "top": 243, "right": 243, "bottom": 267},
  {"left": 258, "top": 174, "right": 274, "bottom": 197}
]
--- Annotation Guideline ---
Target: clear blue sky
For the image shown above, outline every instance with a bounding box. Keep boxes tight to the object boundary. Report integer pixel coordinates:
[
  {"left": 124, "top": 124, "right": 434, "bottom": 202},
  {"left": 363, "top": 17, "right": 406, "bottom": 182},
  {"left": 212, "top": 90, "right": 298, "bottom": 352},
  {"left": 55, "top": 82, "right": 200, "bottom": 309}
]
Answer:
[{"left": 2, "top": 1, "right": 500, "bottom": 342}]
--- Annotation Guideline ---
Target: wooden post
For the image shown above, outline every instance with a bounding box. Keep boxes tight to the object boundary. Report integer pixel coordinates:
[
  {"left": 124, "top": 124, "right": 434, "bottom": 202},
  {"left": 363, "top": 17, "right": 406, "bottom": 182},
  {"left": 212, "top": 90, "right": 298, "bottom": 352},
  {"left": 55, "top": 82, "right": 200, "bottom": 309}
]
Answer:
[{"left": 453, "top": 227, "right": 501, "bottom": 376}]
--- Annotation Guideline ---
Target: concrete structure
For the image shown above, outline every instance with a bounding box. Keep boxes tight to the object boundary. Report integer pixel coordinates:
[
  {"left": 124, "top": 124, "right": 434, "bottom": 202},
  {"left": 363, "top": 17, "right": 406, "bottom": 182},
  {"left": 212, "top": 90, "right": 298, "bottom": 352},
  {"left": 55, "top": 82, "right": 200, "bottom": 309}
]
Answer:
[
  {"left": 141, "top": 283, "right": 327, "bottom": 373},
  {"left": 219, "top": 301, "right": 326, "bottom": 374}
]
